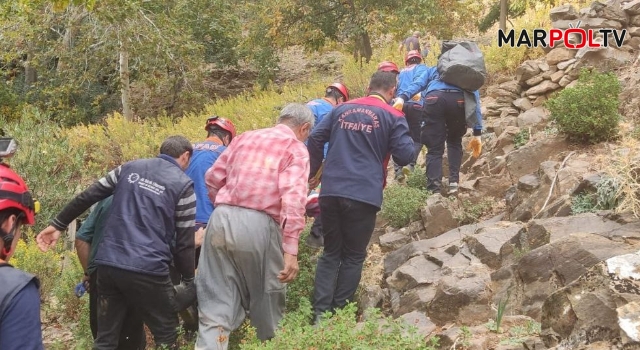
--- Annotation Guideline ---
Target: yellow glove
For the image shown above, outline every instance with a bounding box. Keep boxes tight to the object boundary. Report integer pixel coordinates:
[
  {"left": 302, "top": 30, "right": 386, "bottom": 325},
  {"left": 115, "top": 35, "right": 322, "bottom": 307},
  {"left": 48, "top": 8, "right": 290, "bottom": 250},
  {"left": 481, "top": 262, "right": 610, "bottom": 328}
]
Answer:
[
  {"left": 392, "top": 97, "right": 404, "bottom": 111},
  {"left": 411, "top": 93, "right": 421, "bottom": 101},
  {"left": 467, "top": 136, "right": 482, "bottom": 158}
]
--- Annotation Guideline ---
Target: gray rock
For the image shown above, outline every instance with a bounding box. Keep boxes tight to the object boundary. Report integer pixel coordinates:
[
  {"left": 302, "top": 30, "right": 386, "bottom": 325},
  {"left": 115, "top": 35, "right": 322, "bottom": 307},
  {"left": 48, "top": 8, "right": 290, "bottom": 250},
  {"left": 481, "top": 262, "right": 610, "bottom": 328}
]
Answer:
[
  {"left": 399, "top": 311, "right": 437, "bottom": 337},
  {"left": 513, "top": 97, "right": 534, "bottom": 111},
  {"left": 575, "top": 47, "right": 633, "bottom": 70},
  {"left": 526, "top": 81, "right": 560, "bottom": 96},
  {"left": 421, "top": 194, "right": 459, "bottom": 239},
  {"left": 549, "top": 70, "right": 564, "bottom": 83},
  {"left": 591, "top": 0, "right": 629, "bottom": 26},
  {"left": 531, "top": 95, "right": 547, "bottom": 107},
  {"left": 517, "top": 106, "right": 549, "bottom": 129},
  {"left": 394, "top": 286, "right": 436, "bottom": 316},
  {"left": 386, "top": 255, "right": 442, "bottom": 292},
  {"left": 623, "top": 0, "right": 640, "bottom": 15},
  {"left": 499, "top": 80, "right": 523, "bottom": 95},
  {"left": 518, "top": 174, "right": 541, "bottom": 191},
  {"left": 552, "top": 18, "right": 624, "bottom": 30},
  {"left": 541, "top": 252, "right": 640, "bottom": 347},
  {"left": 558, "top": 75, "right": 573, "bottom": 87},
  {"left": 556, "top": 58, "right": 576, "bottom": 70},
  {"left": 550, "top": 4, "right": 578, "bottom": 21},
  {"left": 516, "top": 61, "right": 542, "bottom": 83},
  {"left": 506, "top": 136, "right": 569, "bottom": 181},
  {"left": 546, "top": 47, "right": 576, "bottom": 66},
  {"left": 379, "top": 232, "right": 413, "bottom": 252},
  {"left": 525, "top": 74, "right": 546, "bottom": 87},
  {"left": 629, "top": 27, "right": 640, "bottom": 37},
  {"left": 464, "top": 222, "right": 526, "bottom": 269},
  {"left": 358, "top": 285, "right": 385, "bottom": 315},
  {"left": 631, "top": 14, "right": 640, "bottom": 26}
]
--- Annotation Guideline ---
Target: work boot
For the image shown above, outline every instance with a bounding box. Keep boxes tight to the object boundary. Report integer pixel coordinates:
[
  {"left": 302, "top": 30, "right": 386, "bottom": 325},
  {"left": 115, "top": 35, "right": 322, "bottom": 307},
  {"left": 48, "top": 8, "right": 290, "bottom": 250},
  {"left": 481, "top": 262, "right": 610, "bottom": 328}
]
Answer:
[
  {"left": 395, "top": 170, "right": 405, "bottom": 182},
  {"left": 449, "top": 182, "right": 459, "bottom": 195},
  {"left": 305, "top": 233, "right": 324, "bottom": 249}
]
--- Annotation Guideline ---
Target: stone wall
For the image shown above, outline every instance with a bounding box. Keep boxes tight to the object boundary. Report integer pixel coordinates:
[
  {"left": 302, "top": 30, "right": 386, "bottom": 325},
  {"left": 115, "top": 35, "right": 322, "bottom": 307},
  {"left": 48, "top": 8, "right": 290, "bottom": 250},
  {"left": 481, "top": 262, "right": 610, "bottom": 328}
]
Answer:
[{"left": 484, "top": 0, "right": 640, "bottom": 120}]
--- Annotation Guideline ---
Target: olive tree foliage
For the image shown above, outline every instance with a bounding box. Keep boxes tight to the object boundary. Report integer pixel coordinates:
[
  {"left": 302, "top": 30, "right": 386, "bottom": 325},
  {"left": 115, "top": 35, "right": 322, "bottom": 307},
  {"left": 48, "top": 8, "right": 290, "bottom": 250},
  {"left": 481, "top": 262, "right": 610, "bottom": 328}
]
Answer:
[
  {"left": 0, "top": 0, "right": 240, "bottom": 124},
  {"left": 240, "top": 0, "right": 476, "bottom": 69},
  {"left": 478, "top": 0, "right": 560, "bottom": 33}
]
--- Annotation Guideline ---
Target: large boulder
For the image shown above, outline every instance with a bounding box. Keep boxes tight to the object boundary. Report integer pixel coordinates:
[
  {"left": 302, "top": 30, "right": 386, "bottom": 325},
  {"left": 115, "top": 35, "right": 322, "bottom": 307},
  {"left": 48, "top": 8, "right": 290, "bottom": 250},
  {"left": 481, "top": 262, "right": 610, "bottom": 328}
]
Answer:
[
  {"left": 464, "top": 222, "right": 526, "bottom": 269},
  {"left": 517, "top": 106, "right": 549, "bottom": 130},
  {"left": 546, "top": 47, "right": 576, "bottom": 66},
  {"left": 591, "top": 0, "right": 629, "bottom": 26},
  {"left": 516, "top": 61, "right": 542, "bottom": 83},
  {"left": 541, "top": 252, "right": 640, "bottom": 348},
  {"left": 550, "top": 4, "right": 578, "bottom": 21},
  {"left": 575, "top": 47, "right": 633, "bottom": 70},
  {"left": 420, "top": 194, "right": 459, "bottom": 239},
  {"left": 526, "top": 81, "right": 561, "bottom": 96},
  {"left": 623, "top": 0, "right": 640, "bottom": 16},
  {"left": 505, "top": 136, "right": 570, "bottom": 182},
  {"left": 551, "top": 18, "right": 623, "bottom": 30}
]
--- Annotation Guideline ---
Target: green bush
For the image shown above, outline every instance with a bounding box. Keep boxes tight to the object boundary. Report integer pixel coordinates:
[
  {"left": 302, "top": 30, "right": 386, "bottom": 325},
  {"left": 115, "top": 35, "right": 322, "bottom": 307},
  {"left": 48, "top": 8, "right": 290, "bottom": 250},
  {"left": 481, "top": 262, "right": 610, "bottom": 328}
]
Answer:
[
  {"left": 406, "top": 166, "right": 426, "bottom": 191},
  {"left": 545, "top": 69, "right": 621, "bottom": 144},
  {"left": 381, "top": 184, "right": 428, "bottom": 228},
  {"left": 240, "top": 299, "right": 439, "bottom": 350}
]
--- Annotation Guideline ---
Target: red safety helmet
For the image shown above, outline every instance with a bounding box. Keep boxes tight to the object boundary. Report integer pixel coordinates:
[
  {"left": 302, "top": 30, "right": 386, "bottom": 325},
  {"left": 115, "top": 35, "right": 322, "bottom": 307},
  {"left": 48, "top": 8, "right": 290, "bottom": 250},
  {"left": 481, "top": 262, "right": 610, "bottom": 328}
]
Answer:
[
  {"left": 405, "top": 50, "right": 422, "bottom": 64},
  {"left": 0, "top": 164, "right": 37, "bottom": 225},
  {"left": 327, "top": 83, "right": 349, "bottom": 101},
  {"left": 377, "top": 61, "right": 400, "bottom": 74},
  {"left": 205, "top": 116, "right": 237, "bottom": 140}
]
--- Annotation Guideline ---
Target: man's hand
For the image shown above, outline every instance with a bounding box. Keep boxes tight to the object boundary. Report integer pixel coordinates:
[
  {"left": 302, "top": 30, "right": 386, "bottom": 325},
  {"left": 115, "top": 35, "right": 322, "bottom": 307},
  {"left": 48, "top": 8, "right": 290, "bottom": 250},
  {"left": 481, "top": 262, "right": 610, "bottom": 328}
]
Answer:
[
  {"left": 467, "top": 136, "right": 482, "bottom": 158},
  {"left": 174, "top": 277, "right": 197, "bottom": 312},
  {"left": 195, "top": 227, "right": 205, "bottom": 248},
  {"left": 82, "top": 274, "right": 91, "bottom": 293},
  {"left": 278, "top": 253, "right": 299, "bottom": 283},
  {"left": 411, "top": 93, "right": 421, "bottom": 101},
  {"left": 308, "top": 178, "right": 320, "bottom": 191},
  {"left": 36, "top": 226, "right": 62, "bottom": 252},
  {"left": 392, "top": 97, "right": 405, "bottom": 111}
]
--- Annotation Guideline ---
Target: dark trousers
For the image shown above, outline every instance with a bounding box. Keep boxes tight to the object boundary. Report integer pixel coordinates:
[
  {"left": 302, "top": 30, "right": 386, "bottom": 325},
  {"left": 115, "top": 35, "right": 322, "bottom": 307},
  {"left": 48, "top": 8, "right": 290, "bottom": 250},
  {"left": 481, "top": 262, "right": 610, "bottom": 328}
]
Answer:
[
  {"left": 421, "top": 90, "right": 467, "bottom": 192},
  {"left": 94, "top": 265, "right": 179, "bottom": 350},
  {"left": 394, "top": 102, "right": 424, "bottom": 173},
  {"left": 89, "top": 271, "right": 145, "bottom": 350},
  {"left": 312, "top": 196, "right": 378, "bottom": 315}
]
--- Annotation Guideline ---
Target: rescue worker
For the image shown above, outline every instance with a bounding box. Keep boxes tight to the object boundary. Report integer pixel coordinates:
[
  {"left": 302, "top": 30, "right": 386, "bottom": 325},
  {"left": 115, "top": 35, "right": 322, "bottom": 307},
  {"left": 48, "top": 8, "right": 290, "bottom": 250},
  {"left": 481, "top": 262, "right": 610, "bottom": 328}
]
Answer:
[
  {"left": 305, "top": 83, "right": 349, "bottom": 249},
  {"left": 399, "top": 31, "right": 421, "bottom": 53},
  {"left": 75, "top": 196, "right": 146, "bottom": 350},
  {"left": 0, "top": 163, "right": 43, "bottom": 350},
  {"left": 392, "top": 50, "right": 429, "bottom": 181},
  {"left": 307, "top": 71, "right": 415, "bottom": 324},
  {"left": 36, "top": 135, "right": 197, "bottom": 350},
  {"left": 185, "top": 116, "right": 236, "bottom": 261},
  {"left": 420, "top": 66, "right": 484, "bottom": 195},
  {"left": 377, "top": 61, "right": 400, "bottom": 74},
  {"left": 196, "top": 103, "right": 313, "bottom": 350}
]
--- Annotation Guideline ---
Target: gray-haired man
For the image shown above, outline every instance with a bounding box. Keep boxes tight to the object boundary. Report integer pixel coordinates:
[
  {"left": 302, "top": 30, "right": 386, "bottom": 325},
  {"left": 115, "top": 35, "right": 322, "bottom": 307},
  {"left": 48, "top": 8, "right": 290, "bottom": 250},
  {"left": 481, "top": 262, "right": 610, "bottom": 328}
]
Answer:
[{"left": 196, "top": 103, "right": 313, "bottom": 349}]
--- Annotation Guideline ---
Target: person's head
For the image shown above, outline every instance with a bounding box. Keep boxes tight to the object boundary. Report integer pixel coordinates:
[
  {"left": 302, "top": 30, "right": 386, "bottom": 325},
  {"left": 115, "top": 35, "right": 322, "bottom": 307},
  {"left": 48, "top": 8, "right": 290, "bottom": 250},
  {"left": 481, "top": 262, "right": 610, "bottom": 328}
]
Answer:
[
  {"left": 204, "top": 116, "right": 236, "bottom": 146},
  {"left": 413, "top": 31, "right": 420, "bottom": 38},
  {"left": 160, "top": 135, "right": 193, "bottom": 170},
  {"left": 0, "top": 165, "right": 37, "bottom": 262},
  {"left": 367, "top": 71, "right": 398, "bottom": 103},
  {"left": 325, "top": 83, "right": 349, "bottom": 105},
  {"left": 277, "top": 103, "right": 315, "bottom": 142},
  {"left": 405, "top": 50, "right": 422, "bottom": 66},
  {"left": 377, "top": 61, "right": 400, "bottom": 75}
]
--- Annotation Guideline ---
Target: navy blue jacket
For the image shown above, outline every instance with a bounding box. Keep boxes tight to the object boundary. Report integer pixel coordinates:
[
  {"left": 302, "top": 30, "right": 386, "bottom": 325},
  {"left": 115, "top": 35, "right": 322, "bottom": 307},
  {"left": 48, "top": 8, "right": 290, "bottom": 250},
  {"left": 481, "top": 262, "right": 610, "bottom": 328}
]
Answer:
[
  {"left": 396, "top": 63, "right": 430, "bottom": 107},
  {"left": 0, "top": 264, "right": 43, "bottom": 350},
  {"left": 307, "top": 95, "right": 415, "bottom": 208},
  {"left": 52, "top": 155, "right": 197, "bottom": 279}
]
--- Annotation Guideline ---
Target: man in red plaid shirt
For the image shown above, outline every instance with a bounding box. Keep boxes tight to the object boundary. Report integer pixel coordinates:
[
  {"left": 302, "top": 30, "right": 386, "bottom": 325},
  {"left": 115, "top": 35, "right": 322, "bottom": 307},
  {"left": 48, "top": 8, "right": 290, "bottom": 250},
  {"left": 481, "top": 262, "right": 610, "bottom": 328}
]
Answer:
[{"left": 195, "top": 103, "right": 314, "bottom": 349}]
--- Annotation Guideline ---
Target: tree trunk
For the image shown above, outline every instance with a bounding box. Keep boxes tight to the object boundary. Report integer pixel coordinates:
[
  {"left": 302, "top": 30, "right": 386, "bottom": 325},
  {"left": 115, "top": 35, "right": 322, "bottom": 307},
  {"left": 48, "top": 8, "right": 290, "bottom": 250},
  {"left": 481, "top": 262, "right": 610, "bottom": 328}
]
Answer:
[
  {"left": 499, "top": 0, "right": 508, "bottom": 32},
  {"left": 57, "top": 7, "right": 87, "bottom": 73},
  {"left": 119, "top": 40, "right": 133, "bottom": 121},
  {"left": 24, "top": 52, "right": 37, "bottom": 86}
]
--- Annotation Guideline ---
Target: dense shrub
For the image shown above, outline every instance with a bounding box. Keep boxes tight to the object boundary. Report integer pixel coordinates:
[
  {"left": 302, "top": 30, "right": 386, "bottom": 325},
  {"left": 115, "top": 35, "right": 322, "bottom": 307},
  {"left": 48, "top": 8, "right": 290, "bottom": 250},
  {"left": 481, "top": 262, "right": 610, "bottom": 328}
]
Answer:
[
  {"left": 381, "top": 184, "right": 428, "bottom": 228},
  {"left": 240, "top": 299, "right": 439, "bottom": 350},
  {"left": 546, "top": 69, "right": 621, "bottom": 144}
]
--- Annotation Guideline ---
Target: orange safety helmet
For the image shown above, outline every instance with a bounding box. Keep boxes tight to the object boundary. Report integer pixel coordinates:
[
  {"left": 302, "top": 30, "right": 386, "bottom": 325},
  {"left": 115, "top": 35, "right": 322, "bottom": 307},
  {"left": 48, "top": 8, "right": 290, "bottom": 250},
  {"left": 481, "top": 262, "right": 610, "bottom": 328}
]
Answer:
[
  {"left": 405, "top": 50, "right": 422, "bottom": 64},
  {"left": 327, "top": 83, "right": 349, "bottom": 101},
  {"left": 0, "top": 164, "right": 37, "bottom": 226},
  {"left": 377, "top": 61, "right": 400, "bottom": 74},
  {"left": 205, "top": 116, "right": 237, "bottom": 140}
]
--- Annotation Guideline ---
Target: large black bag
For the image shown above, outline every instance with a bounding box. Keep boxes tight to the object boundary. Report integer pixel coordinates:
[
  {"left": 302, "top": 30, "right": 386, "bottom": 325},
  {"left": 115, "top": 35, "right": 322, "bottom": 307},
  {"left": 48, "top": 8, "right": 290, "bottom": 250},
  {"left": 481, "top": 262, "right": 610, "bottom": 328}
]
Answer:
[{"left": 437, "top": 41, "right": 487, "bottom": 92}]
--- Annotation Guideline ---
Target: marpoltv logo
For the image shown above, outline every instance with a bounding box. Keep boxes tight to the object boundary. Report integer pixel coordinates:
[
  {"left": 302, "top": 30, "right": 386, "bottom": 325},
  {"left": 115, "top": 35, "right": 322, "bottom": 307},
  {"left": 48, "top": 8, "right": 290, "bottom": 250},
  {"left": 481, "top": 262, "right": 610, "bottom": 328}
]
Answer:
[{"left": 497, "top": 21, "right": 627, "bottom": 49}]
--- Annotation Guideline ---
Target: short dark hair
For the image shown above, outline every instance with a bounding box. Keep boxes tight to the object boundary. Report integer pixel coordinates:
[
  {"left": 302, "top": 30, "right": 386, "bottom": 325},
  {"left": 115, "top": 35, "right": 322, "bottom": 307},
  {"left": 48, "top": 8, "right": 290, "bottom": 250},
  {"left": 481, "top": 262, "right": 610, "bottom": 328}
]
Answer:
[
  {"left": 368, "top": 71, "right": 397, "bottom": 92},
  {"left": 206, "top": 126, "right": 231, "bottom": 140},
  {"left": 159, "top": 135, "right": 193, "bottom": 158}
]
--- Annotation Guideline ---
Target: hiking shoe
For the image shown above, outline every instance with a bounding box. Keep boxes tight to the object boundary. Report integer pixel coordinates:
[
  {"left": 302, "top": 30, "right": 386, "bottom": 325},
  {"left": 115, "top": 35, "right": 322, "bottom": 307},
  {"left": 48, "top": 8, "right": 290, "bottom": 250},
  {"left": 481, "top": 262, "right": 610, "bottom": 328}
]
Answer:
[
  {"left": 449, "top": 182, "right": 459, "bottom": 195},
  {"left": 395, "top": 171, "right": 405, "bottom": 182},
  {"left": 402, "top": 167, "right": 411, "bottom": 177},
  {"left": 305, "top": 234, "right": 324, "bottom": 249}
]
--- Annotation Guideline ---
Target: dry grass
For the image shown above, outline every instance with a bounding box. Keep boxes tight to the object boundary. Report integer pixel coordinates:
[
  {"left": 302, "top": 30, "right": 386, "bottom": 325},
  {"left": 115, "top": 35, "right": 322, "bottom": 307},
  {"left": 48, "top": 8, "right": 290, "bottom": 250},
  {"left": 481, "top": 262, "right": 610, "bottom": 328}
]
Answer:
[
  {"left": 596, "top": 136, "right": 640, "bottom": 218},
  {"left": 361, "top": 243, "right": 385, "bottom": 288}
]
